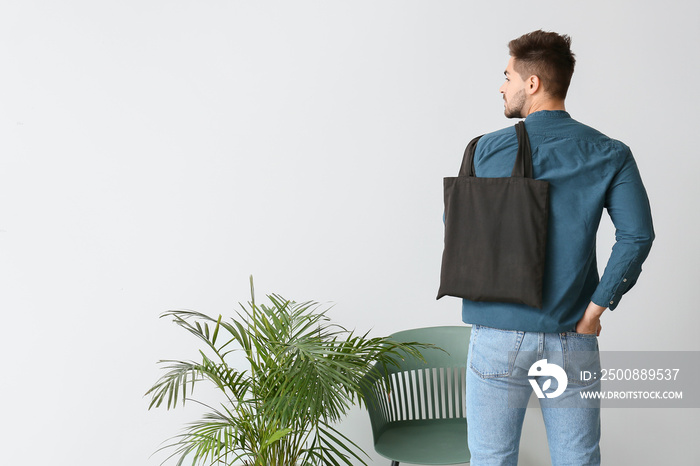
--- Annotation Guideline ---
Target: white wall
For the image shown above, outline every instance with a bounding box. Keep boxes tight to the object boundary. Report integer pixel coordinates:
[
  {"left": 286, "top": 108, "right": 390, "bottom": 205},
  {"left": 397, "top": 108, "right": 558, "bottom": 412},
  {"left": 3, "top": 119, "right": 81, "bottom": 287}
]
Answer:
[{"left": 1, "top": 1, "right": 698, "bottom": 464}]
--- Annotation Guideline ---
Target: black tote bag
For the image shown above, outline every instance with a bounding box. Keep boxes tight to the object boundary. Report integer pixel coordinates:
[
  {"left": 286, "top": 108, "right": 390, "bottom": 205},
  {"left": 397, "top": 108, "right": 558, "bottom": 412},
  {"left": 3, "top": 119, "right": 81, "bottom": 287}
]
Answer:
[{"left": 437, "top": 121, "right": 549, "bottom": 308}]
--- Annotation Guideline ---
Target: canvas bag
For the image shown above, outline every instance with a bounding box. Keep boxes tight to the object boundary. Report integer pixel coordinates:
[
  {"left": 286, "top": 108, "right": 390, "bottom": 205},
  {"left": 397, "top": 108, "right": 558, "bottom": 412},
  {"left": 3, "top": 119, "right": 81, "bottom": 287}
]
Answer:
[{"left": 437, "top": 121, "right": 549, "bottom": 308}]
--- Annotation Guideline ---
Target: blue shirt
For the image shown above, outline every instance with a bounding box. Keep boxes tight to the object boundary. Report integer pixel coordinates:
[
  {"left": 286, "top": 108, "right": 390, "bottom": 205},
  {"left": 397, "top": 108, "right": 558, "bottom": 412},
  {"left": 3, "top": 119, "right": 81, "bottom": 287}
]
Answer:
[{"left": 461, "top": 110, "right": 654, "bottom": 333}]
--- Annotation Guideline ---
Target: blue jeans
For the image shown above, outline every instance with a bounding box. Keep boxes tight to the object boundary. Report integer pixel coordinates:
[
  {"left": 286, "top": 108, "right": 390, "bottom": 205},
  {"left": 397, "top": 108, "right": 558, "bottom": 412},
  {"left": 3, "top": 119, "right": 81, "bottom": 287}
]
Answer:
[{"left": 466, "top": 325, "right": 601, "bottom": 466}]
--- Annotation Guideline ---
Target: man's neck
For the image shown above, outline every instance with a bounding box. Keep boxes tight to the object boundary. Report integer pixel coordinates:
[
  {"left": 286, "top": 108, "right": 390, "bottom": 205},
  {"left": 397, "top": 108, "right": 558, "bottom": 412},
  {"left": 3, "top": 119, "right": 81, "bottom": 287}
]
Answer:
[{"left": 525, "top": 99, "right": 566, "bottom": 116}]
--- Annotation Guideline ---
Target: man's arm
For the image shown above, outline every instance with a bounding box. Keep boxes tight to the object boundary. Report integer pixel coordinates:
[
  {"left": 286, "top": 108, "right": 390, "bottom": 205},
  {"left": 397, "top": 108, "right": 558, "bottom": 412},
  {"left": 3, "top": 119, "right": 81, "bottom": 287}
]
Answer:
[
  {"left": 582, "top": 147, "right": 654, "bottom": 334},
  {"left": 590, "top": 148, "right": 654, "bottom": 309}
]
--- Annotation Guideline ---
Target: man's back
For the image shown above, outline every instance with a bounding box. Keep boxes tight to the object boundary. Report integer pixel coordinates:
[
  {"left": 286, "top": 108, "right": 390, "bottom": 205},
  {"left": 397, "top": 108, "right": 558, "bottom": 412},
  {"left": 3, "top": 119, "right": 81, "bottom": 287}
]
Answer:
[{"left": 461, "top": 110, "right": 654, "bottom": 332}]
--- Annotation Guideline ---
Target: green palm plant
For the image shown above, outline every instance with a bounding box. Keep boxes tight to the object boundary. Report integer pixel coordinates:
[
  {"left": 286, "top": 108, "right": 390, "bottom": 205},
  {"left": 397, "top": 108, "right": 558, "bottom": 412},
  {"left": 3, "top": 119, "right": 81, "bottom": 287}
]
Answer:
[{"left": 146, "top": 279, "right": 429, "bottom": 466}]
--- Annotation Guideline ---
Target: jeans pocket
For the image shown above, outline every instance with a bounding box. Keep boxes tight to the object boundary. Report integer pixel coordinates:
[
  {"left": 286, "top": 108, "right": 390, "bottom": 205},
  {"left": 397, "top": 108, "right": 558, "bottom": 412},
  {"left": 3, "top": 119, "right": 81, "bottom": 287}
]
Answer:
[
  {"left": 562, "top": 332, "right": 601, "bottom": 386},
  {"left": 469, "top": 325, "right": 524, "bottom": 378}
]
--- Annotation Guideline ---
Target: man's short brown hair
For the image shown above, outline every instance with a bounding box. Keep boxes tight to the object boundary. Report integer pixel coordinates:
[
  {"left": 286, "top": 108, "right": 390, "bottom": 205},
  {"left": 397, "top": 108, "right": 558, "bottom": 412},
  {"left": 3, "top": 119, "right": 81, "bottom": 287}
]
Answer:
[{"left": 508, "top": 30, "right": 576, "bottom": 100}]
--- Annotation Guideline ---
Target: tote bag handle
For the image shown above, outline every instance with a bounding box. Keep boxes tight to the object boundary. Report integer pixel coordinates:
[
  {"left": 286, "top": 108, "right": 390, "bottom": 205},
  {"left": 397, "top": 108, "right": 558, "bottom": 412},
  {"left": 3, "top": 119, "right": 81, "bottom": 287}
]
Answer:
[{"left": 459, "top": 121, "right": 533, "bottom": 178}]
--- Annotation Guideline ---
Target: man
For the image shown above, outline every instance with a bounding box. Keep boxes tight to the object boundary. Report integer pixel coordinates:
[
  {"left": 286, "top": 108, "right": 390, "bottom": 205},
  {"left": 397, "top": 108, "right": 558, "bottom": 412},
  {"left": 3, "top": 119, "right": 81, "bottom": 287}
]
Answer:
[{"left": 463, "top": 31, "right": 654, "bottom": 465}]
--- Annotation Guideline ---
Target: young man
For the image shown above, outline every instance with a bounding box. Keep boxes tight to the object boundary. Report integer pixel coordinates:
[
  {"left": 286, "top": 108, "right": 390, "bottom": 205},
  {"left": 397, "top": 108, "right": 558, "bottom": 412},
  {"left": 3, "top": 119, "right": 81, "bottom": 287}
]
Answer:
[{"left": 463, "top": 30, "right": 654, "bottom": 465}]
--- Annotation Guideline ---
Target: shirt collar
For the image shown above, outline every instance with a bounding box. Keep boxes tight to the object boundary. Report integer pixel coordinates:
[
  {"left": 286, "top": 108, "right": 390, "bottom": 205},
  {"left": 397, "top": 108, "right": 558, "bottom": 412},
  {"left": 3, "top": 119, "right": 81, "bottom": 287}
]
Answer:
[{"left": 525, "top": 110, "right": 571, "bottom": 121}]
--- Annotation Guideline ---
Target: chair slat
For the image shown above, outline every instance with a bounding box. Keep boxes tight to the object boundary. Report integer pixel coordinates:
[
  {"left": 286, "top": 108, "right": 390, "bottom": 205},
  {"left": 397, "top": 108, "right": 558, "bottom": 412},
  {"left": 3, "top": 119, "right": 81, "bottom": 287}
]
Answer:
[{"left": 408, "top": 370, "right": 417, "bottom": 420}]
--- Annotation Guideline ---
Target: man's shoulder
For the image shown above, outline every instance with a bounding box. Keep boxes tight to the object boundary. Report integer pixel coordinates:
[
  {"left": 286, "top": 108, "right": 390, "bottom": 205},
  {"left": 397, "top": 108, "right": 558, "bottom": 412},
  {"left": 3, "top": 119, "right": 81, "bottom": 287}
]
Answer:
[
  {"left": 534, "top": 114, "right": 628, "bottom": 148},
  {"left": 481, "top": 124, "right": 516, "bottom": 141},
  {"left": 476, "top": 125, "right": 517, "bottom": 154},
  {"left": 478, "top": 115, "right": 631, "bottom": 157}
]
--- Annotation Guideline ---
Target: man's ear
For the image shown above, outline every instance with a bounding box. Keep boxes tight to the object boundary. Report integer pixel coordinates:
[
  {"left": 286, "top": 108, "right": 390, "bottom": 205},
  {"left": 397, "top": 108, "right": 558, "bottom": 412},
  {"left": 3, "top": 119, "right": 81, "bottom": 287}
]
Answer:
[{"left": 527, "top": 75, "right": 541, "bottom": 95}]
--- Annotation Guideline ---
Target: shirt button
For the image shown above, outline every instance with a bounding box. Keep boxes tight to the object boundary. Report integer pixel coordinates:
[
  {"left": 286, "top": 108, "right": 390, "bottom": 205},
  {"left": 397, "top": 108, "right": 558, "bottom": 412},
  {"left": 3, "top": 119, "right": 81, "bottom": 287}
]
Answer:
[
  {"left": 623, "top": 278, "right": 628, "bottom": 282},
  {"left": 610, "top": 300, "right": 614, "bottom": 305}
]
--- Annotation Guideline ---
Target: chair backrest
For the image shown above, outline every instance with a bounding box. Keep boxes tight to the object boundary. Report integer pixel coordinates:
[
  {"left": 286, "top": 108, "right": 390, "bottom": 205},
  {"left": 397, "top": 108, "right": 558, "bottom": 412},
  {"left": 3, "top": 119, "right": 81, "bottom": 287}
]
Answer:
[{"left": 362, "top": 326, "right": 471, "bottom": 440}]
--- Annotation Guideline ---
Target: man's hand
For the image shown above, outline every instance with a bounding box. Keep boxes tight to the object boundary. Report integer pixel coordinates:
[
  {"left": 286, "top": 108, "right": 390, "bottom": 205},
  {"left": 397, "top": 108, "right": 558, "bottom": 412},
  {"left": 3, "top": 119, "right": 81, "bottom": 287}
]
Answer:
[{"left": 575, "top": 302, "right": 606, "bottom": 336}]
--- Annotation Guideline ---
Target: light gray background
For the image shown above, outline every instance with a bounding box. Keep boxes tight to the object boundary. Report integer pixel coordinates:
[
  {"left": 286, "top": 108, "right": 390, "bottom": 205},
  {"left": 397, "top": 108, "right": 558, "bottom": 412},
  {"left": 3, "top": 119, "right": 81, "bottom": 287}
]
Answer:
[{"left": 1, "top": 1, "right": 698, "bottom": 465}]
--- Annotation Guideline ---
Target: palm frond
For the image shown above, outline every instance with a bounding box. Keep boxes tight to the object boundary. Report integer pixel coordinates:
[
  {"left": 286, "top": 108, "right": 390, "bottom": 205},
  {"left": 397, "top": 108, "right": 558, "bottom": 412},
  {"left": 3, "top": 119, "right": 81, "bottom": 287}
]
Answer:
[{"left": 147, "top": 277, "right": 433, "bottom": 466}]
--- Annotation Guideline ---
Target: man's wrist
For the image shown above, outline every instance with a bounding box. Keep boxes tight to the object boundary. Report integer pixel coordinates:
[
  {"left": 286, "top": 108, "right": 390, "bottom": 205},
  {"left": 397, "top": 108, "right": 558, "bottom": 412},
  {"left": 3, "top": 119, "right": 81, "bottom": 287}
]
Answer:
[{"left": 587, "top": 302, "right": 607, "bottom": 317}]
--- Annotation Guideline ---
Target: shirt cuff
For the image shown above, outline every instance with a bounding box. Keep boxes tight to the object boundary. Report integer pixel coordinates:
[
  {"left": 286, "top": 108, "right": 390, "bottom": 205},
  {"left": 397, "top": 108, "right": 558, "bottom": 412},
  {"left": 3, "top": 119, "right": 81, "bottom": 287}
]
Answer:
[{"left": 590, "top": 261, "right": 642, "bottom": 311}]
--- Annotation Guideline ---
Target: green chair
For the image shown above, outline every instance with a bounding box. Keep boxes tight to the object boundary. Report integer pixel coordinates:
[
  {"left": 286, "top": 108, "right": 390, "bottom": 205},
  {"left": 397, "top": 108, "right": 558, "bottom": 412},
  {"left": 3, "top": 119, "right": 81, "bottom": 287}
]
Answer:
[{"left": 361, "top": 326, "right": 471, "bottom": 465}]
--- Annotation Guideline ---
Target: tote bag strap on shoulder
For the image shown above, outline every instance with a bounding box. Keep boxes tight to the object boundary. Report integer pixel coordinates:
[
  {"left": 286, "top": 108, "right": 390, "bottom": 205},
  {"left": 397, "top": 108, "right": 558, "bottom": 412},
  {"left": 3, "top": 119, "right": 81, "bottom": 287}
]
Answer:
[
  {"left": 513, "top": 121, "right": 534, "bottom": 178},
  {"left": 459, "top": 121, "right": 532, "bottom": 178}
]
